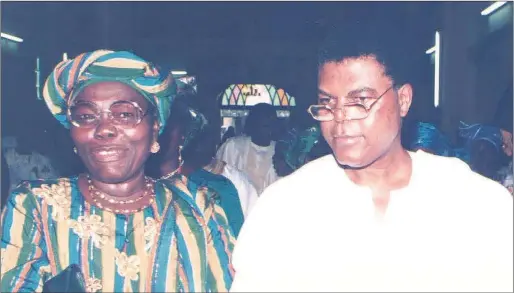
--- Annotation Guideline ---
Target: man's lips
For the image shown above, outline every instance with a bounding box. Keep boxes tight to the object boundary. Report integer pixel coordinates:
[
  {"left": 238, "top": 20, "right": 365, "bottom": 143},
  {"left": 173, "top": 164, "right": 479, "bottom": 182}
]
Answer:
[{"left": 333, "top": 135, "right": 363, "bottom": 147}]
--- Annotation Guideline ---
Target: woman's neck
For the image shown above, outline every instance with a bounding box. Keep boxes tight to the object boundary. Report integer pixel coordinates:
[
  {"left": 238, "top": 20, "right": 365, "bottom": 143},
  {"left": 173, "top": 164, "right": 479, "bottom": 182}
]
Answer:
[
  {"left": 89, "top": 170, "right": 147, "bottom": 198},
  {"left": 158, "top": 150, "right": 181, "bottom": 178}
]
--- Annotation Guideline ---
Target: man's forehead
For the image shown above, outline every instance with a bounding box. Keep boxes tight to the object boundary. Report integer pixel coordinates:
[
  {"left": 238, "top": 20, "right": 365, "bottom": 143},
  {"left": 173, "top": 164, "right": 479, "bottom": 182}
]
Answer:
[{"left": 318, "top": 58, "right": 390, "bottom": 93}]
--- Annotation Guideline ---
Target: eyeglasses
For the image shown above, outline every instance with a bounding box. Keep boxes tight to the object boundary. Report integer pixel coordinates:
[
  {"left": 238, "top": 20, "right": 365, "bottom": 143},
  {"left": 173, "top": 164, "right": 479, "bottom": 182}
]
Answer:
[
  {"left": 307, "top": 85, "right": 394, "bottom": 122},
  {"left": 67, "top": 100, "right": 152, "bottom": 128}
]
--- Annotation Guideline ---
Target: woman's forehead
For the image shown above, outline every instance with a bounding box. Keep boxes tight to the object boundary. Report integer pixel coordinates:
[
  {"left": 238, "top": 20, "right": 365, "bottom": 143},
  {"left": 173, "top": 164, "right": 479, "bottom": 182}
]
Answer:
[{"left": 75, "top": 81, "right": 148, "bottom": 106}]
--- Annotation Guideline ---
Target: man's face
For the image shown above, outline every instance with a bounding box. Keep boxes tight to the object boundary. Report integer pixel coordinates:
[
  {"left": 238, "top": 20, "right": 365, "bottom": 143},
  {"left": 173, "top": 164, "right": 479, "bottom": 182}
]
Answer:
[
  {"left": 248, "top": 109, "right": 276, "bottom": 142},
  {"left": 317, "top": 57, "right": 412, "bottom": 168}
]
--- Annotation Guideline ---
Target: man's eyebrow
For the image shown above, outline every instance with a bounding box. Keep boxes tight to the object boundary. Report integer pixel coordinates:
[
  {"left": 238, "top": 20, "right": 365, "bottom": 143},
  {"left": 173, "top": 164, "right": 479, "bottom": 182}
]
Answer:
[
  {"left": 317, "top": 89, "right": 338, "bottom": 99},
  {"left": 318, "top": 87, "right": 378, "bottom": 99}
]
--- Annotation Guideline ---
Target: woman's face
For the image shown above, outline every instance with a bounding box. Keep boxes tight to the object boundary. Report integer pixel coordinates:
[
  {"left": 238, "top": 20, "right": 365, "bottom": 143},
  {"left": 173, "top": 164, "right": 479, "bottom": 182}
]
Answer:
[{"left": 70, "top": 81, "right": 158, "bottom": 184}]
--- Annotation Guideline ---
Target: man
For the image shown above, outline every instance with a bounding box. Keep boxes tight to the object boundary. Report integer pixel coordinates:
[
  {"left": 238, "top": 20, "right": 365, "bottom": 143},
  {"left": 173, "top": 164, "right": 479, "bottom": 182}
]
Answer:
[
  {"left": 230, "top": 34, "right": 513, "bottom": 292},
  {"left": 217, "top": 103, "right": 279, "bottom": 194}
]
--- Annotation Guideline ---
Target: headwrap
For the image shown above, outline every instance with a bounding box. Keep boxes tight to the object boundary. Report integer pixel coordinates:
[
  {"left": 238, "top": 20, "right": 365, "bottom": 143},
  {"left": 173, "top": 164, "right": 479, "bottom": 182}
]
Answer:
[
  {"left": 408, "top": 122, "right": 456, "bottom": 157},
  {"left": 276, "top": 125, "right": 321, "bottom": 170},
  {"left": 42, "top": 50, "right": 176, "bottom": 134},
  {"left": 458, "top": 121, "right": 504, "bottom": 152},
  {"left": 183, "top": 108, "right": 208, "bottom": 150},
  {"left": 406, "top": 122, "right": 470, "bottom": 162}
]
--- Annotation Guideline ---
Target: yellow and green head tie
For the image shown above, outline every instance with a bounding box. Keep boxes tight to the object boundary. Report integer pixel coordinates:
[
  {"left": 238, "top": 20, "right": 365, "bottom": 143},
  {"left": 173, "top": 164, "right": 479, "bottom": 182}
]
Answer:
[{"left": 42, "top": 49, "right": 176, "bottom": 134}]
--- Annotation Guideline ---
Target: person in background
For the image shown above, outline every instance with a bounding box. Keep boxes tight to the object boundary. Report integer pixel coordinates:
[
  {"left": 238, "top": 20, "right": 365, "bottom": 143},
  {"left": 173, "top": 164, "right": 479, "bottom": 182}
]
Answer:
[
  {"left": 273, "top": 125, "right": 328, "bottom": 177},
  {"left": 221, "top": 126, "right": 236, "bottom": 146},
  {"left": 403, "top": 121, "right": 469, "bottom": 161},
  {"left": 494, "top": 86, "right": 513, "bottom": 194},
  {"left": 2, "top": 136, "right": 59, "bottom": 191},
  {"left": 149, "top": 95, "right": 254, "bottom": 236},
  {"left": 182, "top": 123, "right": 258, "bottom": 235},
  {"left": 230, "top": 30, "right": 512, "bottom": 292},
  {"left": 1, "top": 151, "right": 10, "bottom": 209},
  {"left": 1, "top": 50, "right": 235, "bottom": 292},
  {"left": 217, "top": 103, "right": 279, "bottom": 194},
  {"left": 458, "top": 121, "right": 505, "bottom": 181}
]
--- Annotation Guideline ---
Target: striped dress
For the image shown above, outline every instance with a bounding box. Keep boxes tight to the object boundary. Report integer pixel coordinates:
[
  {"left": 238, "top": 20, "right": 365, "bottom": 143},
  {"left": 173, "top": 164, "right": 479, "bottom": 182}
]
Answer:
[{"left": 0, "top": 175, "right": 235, "bottom": 292}]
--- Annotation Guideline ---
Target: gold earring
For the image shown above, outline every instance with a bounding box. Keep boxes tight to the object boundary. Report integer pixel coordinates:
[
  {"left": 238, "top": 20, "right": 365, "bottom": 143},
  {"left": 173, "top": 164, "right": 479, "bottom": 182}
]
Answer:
[
  {"left": 150, "top": 142, "right": 160, "bottom": 153},
  {"left": 73, "top": 147, "right": 78, "bottom": 154},
  {"left": 178, "top": 145, "right": 183, "bottom": 163}
]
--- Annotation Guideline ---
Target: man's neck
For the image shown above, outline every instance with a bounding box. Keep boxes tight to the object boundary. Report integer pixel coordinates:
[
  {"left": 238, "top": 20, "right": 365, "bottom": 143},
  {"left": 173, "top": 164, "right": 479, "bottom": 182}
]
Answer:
[{"left": 344, "top": 143, "right": 413, "bottom": 192}]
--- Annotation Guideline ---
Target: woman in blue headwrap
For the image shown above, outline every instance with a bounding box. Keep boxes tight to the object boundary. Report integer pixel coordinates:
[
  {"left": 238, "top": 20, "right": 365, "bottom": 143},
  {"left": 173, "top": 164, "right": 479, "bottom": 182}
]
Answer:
[
  {"left": 458, "top": 121, "right": 504, "bottom": 181},
  {"left": 1, "top": 50, "right": 235, "bottom": 292},
  {"left": 273, "top": 125, "right": 330, "bottom": 177},
  {"left": 403, "top": 121, "right": 469, "bottom": 161}
]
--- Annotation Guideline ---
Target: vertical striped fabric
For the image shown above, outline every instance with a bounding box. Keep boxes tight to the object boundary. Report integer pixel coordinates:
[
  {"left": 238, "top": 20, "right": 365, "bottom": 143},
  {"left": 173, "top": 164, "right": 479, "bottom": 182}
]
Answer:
[{"left": 0, "top": 176, "right": 235, "bottom": 292}]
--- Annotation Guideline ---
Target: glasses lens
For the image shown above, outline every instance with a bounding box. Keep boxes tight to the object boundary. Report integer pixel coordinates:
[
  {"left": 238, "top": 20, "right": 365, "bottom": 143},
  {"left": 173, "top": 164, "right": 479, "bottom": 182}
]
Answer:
[
  {"left": 70, "top": 103, "right": 99, "bottom": 126},
  {"left": 110, "top": 101, "right": 141, "bottom": 125},
  {"left": 309, "top": 105, "right": 334, "bottom": 121}
]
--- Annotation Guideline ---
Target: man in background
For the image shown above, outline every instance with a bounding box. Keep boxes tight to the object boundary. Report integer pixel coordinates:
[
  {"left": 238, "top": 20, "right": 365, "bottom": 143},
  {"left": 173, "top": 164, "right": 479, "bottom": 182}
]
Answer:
[{"left": 217, "top": 103, "right": 279, "bottom": 194}]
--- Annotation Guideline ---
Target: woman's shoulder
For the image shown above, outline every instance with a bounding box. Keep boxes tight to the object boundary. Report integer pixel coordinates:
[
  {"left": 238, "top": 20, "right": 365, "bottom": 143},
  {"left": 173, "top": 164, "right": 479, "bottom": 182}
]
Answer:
[{"left": 5, "top": 177, "right": 77, "bottom": 213}]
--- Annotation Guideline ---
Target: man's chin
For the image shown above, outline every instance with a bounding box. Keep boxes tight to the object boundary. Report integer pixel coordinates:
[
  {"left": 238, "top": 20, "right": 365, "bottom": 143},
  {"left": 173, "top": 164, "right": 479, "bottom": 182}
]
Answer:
[{"left": 333, "top": 153, "right": 371, "bottom": 170}]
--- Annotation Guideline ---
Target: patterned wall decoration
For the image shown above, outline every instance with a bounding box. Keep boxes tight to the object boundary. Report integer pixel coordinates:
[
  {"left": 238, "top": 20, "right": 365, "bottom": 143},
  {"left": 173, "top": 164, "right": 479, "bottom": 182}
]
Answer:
[{"left": 219, "top": 84, "right": 296, "bottom": 108}]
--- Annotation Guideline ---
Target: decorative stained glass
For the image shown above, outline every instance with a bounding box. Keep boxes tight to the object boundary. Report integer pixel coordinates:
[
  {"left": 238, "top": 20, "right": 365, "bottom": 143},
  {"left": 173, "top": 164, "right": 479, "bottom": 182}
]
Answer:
[{"left": 220, "top": 84, "right": 296, "bottom": 108}]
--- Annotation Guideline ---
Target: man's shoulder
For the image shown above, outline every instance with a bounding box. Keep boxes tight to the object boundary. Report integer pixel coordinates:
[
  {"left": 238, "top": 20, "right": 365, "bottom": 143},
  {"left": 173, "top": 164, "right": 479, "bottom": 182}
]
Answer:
[
  {"left": 414, "top": 151, "right": 512, "bottom": 202},
  {"left": 224, "top": 136, "right": 250, "bottom": 146}
]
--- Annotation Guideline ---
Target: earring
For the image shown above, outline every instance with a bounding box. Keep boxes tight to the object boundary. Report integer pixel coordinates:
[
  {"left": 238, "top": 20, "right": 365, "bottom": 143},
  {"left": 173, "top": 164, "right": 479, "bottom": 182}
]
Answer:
[
  {"left": 178, "top": 145, "right": 183, "bottom": 163},
  {"left": 150, "top": 142, "right": 160, "bottom": 153},
  {"left": 73, "top": 147, "right": 78, "bottom": 154}
]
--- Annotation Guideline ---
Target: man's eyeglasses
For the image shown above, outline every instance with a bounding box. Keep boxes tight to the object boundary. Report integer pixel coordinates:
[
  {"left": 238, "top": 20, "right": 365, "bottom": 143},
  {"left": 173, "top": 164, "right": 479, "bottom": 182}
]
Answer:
[
  {"left": 67, "top": 100, "right": 152, "bottom": 128},
  {"left": 307, "top": 85, "right": 395, "bottom": 122}
]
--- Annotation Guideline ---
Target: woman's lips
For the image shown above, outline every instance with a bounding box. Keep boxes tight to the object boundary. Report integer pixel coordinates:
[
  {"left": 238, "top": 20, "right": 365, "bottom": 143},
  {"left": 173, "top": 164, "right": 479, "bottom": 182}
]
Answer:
[{"left": 90, "top": 147, "right": 129, "bottom": 163}]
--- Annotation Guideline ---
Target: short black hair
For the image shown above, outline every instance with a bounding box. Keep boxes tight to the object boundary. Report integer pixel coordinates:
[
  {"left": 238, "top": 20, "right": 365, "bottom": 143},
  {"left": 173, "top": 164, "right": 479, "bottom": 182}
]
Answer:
[{"left": 317, "top": 25, "right": 410, "bottom": 86}]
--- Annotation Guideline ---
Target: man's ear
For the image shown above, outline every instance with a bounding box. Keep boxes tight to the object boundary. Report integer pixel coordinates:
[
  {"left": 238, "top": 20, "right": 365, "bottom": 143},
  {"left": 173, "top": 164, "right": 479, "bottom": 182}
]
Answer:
[{"left": 397, "top": 83, "right": 413, "bottom": 118}]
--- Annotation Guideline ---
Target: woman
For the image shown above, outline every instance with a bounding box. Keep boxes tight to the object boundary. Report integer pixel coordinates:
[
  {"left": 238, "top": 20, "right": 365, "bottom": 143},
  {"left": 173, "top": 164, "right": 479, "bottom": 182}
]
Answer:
[
  {"left": 459, "top": 121, "right": 504, "bottom": 181},
  {"left": 1, "top": 150, "right": 10, "bottom": 208},
  {"left": 0, "top": 50, "right": 235, "bottom": 292},
  {"left": 148, "top": 96, "right": 252, "bottom": 237}
]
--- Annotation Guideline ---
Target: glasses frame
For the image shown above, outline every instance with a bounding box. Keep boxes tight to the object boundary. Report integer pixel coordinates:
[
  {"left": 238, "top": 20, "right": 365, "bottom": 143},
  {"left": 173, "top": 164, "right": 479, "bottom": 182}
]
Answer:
[
  {"left": 307, "top": 85, "right": 395, "bottom": 122},
  {"left": 67, "top": 100, "right": 153, "bottom": 128}
]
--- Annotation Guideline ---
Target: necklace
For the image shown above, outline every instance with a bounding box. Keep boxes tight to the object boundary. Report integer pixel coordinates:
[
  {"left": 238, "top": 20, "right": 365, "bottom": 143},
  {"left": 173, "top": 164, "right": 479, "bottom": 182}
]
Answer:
[
  {"left": 160, "top": 161, "right": 183, "bottom": 180},
  {"left": 87, "top": 175, "right": 156, "bottom": 214}
]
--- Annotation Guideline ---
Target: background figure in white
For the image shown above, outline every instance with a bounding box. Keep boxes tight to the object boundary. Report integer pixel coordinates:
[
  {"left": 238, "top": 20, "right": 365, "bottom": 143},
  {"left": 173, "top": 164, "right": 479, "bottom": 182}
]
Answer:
[
  {"left": 205, "top": 159, "right": 259, "bottom": 218},
  {"left": 1, "top": 136, "right": 59, "bottom": 191},
  {"left": 217, "top": 103, "right": 279, "bottom": 195}
]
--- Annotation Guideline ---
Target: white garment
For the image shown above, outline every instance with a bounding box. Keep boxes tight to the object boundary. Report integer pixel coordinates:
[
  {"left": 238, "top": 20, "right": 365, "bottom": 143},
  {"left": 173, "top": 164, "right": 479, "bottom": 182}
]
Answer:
[
  {"left": 231, "top": 150, "right": 513, "bottom": 292},
  {"left": 216, "top": 136, "right": 278, "bottom": 195},
  {"left": 221, "top": 163, "right": 259, "bottom": 218}
]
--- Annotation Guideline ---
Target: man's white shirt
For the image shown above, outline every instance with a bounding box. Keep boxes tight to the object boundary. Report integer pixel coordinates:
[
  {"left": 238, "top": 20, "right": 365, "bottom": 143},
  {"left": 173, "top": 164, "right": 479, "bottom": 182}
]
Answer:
[{"left": 230, "top": 150, "right": 513, "bottom": 292}]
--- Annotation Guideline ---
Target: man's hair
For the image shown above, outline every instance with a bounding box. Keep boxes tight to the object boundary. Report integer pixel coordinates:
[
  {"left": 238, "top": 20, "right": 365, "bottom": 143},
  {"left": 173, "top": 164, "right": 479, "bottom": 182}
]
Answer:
[{"left": 317, "top": 25, "right": 409, "bottom": 86}]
